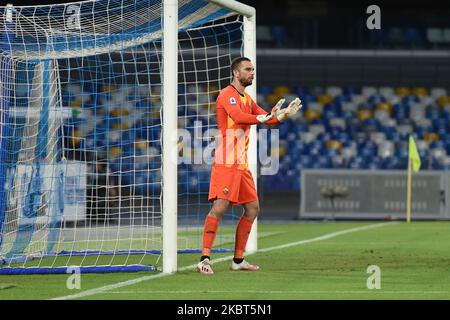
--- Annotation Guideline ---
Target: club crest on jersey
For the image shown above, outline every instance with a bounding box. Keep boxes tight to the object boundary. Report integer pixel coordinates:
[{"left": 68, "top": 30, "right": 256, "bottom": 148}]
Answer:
[{"left": 229, "top": 97, "right": 237, "bottom": 105}]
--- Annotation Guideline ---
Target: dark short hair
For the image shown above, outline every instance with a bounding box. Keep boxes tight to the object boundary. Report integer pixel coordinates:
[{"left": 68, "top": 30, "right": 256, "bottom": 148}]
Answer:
[{"left": 231, "top": 57, "right": 251, "bottom": 75}]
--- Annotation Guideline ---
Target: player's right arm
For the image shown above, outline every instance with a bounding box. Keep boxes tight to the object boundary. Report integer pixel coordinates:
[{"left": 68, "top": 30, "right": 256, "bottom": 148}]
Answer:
[{"left": 250, "top": 97, "right": 302, "bottom": 124}]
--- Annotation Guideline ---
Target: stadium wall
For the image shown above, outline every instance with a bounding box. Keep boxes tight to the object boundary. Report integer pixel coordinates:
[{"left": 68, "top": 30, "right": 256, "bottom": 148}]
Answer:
[{"left": 257, "top": 49, "right": 450, "bottom": 89}]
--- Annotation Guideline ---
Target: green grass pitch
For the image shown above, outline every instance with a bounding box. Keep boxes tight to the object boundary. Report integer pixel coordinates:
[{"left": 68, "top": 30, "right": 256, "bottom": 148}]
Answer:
[{"left": 1, "top": 221, "right": 450, "bottom": 300}]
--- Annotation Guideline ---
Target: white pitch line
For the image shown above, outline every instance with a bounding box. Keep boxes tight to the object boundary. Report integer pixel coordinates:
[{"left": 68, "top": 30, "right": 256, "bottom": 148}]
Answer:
[
  {"left": 257, "top": 222, "right": 399, "bottom": 253},
  {"left": 51, "top": 222, "right": 397, "bottom": 300},
  {"left": 102, "top": 290, "right": 450, "bottom": 295}
]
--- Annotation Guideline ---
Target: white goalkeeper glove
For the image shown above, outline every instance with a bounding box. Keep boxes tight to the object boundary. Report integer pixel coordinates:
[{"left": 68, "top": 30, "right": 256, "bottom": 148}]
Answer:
[
  {"left": 256, "top": 113, "right": 274, "bottom": 123},
  {"left": 270, "top": 98, "right": 285, "bottom": 117},
  {"left": 255, "top": 98, "right": 302, "bottom": 123},
  {"left": 255, "top": 98, "right": 285, "bottom": 123},
  {"left": 273, "top": 97, "right": 302, "bottom": 122}
]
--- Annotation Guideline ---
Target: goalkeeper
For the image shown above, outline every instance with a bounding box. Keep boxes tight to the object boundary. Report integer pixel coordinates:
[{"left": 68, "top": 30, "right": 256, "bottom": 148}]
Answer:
[{"left": 198, "top": 57, "right": 302, "bottom": 274}]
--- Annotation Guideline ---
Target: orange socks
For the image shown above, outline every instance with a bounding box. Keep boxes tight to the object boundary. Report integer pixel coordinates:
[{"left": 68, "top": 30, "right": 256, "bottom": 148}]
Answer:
[
  {"left": 201, "top": 215, "right": 220, "bottom": 257},
  {"left": 202, "top": 215, "right": 254, "bottom": 260},
  {"left": 234, "top": 216, "right": 254, "bottom": 259}
]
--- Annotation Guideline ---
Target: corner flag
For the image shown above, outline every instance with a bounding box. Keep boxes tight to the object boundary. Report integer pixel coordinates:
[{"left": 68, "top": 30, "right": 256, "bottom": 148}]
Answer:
[
  {"left": 406, "top": 135, "right": 421, "bottom": 223},
  {"left": 409, "top": 136, "right": 421, "bottom": 172}
]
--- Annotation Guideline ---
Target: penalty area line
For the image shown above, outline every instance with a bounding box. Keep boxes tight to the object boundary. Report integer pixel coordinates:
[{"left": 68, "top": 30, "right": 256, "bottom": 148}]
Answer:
[{"left": 51, "top": 221, "right": 397, "bottom": 300}]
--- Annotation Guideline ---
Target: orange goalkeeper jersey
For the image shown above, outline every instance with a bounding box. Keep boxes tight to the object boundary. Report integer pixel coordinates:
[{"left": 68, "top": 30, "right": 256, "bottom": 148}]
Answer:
[{"left": 213, "top": 85, "right": 280, "bottom": 170}]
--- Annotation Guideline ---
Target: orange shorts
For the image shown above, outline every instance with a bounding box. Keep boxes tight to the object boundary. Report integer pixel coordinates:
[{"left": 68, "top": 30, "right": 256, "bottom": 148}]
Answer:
[{"left": 208, "top": 165, "right": 258, "bottom": 206}]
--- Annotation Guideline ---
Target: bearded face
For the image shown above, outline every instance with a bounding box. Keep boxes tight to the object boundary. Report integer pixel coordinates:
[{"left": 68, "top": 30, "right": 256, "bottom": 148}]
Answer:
[
  {"left": 234, "top": 60, "right": 254, "bottom": 87},
  {"left": 238, "top": 75, "right": 253, "bottom": 87}
]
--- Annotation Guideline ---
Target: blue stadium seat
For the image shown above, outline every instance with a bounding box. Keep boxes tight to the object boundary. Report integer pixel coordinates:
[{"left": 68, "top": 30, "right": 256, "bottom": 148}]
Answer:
[
  {"left": 414, "top": 125, "right": 432, "bottom": 138},
  {"left": 342, "top": 110, "right": 356, "bottom": 120},
  {"left": 382, "top": 127, "right": 399, "bottom": 141},
  {"left": 302, "top": 94, "right": 318, "bottom": 104},
  {"left": 381, "top": 156, "right": 395, "bottom": 169},
  {"left": 334, "top": 132, "right": 350, "bottom": 144},
  {"left": 293, "top": 86, "right": 310, "bottom": 96},
  {"left": 300, "top": 155, "right": 313, "bottom": 168},
  {"left": 343, "top": 87, "right": 361, "bottom": 96},
  {"left": 367, "top": 157, "right": 382, "bottom": 169},
  {"left": 361, "top": 147, "right": 377, "bottom": 159},
  {"left": 402, "top": 95, "right": 419, "bottom": 105},
  {"left": 441, "top": 133, "right": 450, "bottom": 145},
  {"left": 395, "top": 146, "right": 408, "bottom": 158},
  {"left": 317, "top": 132, "right": 332, "bottom": 143},
  {"left": 442, "top": 161, "right": 450, "bottom": 171},
  {"left": 308, "top": 141, "right": 324, "bottom": 156},
  {"left": 431, "top": 157, "right": 445, "bottom": 170},
  {"left": 292, "top": 176, "right": 301, "bottom": 191},
  {"left": 392, "top": 103, "right": 409, "bottom": 120},
  {"left": 351, "top": 131, "right": 368, "bottom": 144},
  {"left": 134, "top": 173, "right": 161, "bottom": 195},
  {"left": 297, "top": 122, "right": 309, "bottom": 133},
  {"left": 368, "top": 94, "right": 386, "bottom": 105},
  {"left": 442, "top": 111, "right": 450, "bottom": 122},
  {"left": 278, "top": 122, "right": 292, "bottom": 139},
  {"left": 327, "top": 126, "right": 343, "bottom": 139},
  {"left": 285, "top": 169, "right": 298, "bottom": 188},
  {"left": 432, "top": 118, "right": 448, "bottom": 131},
  {"left": 322, "top": 107, "right": 339, "bottom": 120},
  {"left": 426, "top": 104, "right": 441, "bottom": 120},
  {"left": 291, "top": 139, "right": 307, "bottom": 151},
  {"left": 363, "top": 118, "right": 381, "bottom": 133},
  {"left": 286, "top": 133, "right": 297, "bottom": 144},
  {"left": 347, "top": 156, "right": 368, "bottom": 169},
  {"left": 397, "top": 157, "right": 408, "bottom": 169},
  {"left": 258, "top": 86, "right": 273, "bottom": 95},
  {"left": 404, "top": 27, "right": 423, "bottom": 47},
  {"left": 360, "top": 140, "right": 377, "bottom": 149},
  {"left": 420, "top": 157, "right": 429, "bottom": 169},
  {"left": 334, "top": 95, "right": 352, "bottom": 105},
  {"left": 381, "top": 156, "right": 407, "bottom": 170},
  {"left": 346, "top": 122, "right": 362, "bottom": 136},
  {"left": 316, "top": 156, "right": 332, "bottom": 168},
  {"left": 418, "top": 148, "right": 428, "bottom": 161},
  {"left": 397, "top": 132, "right": 411, "bottom": 141},
  {"left": 430, "top": 140, "right": 445, "bottom": 150}
]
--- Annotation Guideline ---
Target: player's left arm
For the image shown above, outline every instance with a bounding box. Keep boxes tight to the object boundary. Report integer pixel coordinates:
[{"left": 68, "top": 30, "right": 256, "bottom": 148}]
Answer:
[
  {"left": 253, "top": 97, "right": 303, "bottom": 123},
  {"left": 251, "top": 100, "right": 279, "bottom": 125}
]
